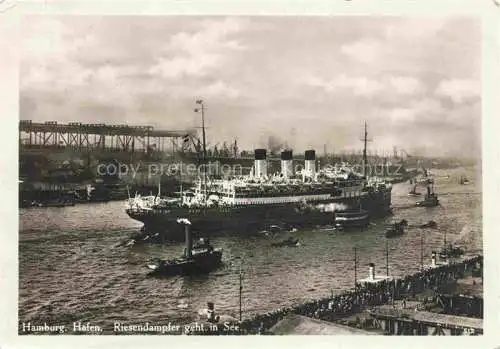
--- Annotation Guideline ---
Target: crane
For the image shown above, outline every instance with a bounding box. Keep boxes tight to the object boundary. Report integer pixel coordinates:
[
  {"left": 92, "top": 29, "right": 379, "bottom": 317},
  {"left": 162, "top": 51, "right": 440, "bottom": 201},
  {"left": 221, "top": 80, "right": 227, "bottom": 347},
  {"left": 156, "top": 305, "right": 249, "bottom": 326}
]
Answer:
[{"left": 400, "top": 149, "right": 412, "bottom": 159}]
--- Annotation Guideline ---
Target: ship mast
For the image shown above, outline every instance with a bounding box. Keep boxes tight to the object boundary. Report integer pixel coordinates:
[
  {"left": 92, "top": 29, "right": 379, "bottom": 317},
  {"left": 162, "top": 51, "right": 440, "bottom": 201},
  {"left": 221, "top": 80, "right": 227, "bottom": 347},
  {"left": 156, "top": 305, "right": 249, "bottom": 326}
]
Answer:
[
  {"left": 362, "top": 121, "right": 370, "bottom": 178},
  {"left": 195, "top": 99, "right": 208, "bottom": 203}
]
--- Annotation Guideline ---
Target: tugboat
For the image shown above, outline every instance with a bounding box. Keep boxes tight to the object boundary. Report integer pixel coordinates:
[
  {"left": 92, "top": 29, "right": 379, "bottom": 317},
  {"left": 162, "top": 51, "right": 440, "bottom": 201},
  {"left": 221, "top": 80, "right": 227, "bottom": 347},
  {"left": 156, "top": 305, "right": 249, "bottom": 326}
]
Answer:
[
  {"left": 439, "top": 243, "right": 464, "bottom": 260},
  {"left": 147, "top": 219, "right": 223, "bottom": 276},
  {"left": 438, "top": 231, "right": 464, "bottom": 259},
  {"left": 416, "top": 181, "right": 439, "bottom": 207},
  {"left": 271, "top": 236, "right": 299, "bottom": 247},
  {"left": 419, "top": 220, "right": 438, "bottom": 229},
  {"left": 459, "top": 175, "right": 470, "bottom": 185},
  {"left": 334, "top": 208, "right": 370, "bottom": 229},
  {"left": 385, "top": 219, "right": 408, "bottom": 238},
  {"left": 184, "top": 302, "right": 240, "bottom": 335}
]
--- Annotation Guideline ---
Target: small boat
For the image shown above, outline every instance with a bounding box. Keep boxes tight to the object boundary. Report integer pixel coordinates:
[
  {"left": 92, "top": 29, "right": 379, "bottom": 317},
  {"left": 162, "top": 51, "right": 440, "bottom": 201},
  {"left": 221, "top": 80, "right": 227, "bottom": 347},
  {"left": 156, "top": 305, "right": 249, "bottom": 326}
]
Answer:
[
  {"left": 271, "top": 237, "right": 299, "bottom": 247},
  {"left": 459, "top": 176, "right": 470, "bottom": 185},
  {"left": 416, "top": 194, "right": 439, "bottom": 207},
  {"left": 50, "top": 201, "right": 76, "bottom": 207},
  {"left": 439, "top": 243, "right": 464, "bottom": 259},
  {"left": 416, "top": 184, "right": 439, "bottom": 207},
  {"left": 19, "top": 200, "right": 31, "bottom": 208},
  {"left": 385, "top": 219, "right": 408, "bottom": 238},
  {"left": 334, "top": 209, "right": 370, "bottom": 229},
  {"left": 185, "top": 302, "right": 240, "bottom": 335},
  {"left": 147, "top": 238, "right": 222, "bottom": 276},
  {"left": 419, "top": 220, "right": 437, "bottom": 229},
  {"left": 268, "top": 225, "right": 283, "bottom": 233},
  {"left": 38, "top": 199, "right": 76, "bottom": 207},
  {"left": 147, "top": 221, "right": 222, "bottom": 276}
]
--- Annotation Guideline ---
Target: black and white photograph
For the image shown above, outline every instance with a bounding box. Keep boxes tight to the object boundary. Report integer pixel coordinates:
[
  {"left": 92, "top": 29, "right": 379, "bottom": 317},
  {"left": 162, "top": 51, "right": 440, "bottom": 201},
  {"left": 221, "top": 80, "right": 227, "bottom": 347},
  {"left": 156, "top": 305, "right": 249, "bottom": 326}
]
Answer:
[{"left": 15, "top": 13, "right": 485, "bottom": 336}]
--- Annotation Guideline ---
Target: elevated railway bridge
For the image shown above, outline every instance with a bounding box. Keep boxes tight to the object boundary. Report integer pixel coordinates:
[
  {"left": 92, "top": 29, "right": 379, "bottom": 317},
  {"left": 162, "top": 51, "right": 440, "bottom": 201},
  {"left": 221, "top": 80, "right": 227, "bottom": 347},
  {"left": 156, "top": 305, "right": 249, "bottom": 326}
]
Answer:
[{"left": 19, "top": 120, "right": 197, "bottom": 154}]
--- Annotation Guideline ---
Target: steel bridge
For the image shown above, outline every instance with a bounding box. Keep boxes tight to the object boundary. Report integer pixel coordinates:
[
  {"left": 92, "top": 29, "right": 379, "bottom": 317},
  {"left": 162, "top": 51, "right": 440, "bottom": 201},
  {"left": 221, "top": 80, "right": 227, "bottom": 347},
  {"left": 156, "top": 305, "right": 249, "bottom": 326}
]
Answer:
[{"left": 19, "top": 120, "right": 197, "bottom": 153}]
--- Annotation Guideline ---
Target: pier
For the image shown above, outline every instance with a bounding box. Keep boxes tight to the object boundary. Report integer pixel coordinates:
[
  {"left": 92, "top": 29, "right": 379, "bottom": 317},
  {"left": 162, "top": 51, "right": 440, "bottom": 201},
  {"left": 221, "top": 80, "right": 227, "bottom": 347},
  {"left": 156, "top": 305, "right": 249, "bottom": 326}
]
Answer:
[
  {"left": 367, "top": 306, "right": 482, "bottom": 335},
  {"left": 237, "top": 255, "right": 483, "bottom": 335},
  {"left": 269, "top": 315, "right": 377, "bottom": 335}
]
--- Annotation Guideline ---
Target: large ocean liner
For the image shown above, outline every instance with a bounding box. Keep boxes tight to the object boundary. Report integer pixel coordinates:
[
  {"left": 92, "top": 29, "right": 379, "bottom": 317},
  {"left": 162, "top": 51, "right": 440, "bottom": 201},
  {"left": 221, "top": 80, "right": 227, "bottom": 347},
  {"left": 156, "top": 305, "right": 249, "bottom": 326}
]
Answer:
[{"left": 125, "top": 114, "right": 392, "bottom": 238}]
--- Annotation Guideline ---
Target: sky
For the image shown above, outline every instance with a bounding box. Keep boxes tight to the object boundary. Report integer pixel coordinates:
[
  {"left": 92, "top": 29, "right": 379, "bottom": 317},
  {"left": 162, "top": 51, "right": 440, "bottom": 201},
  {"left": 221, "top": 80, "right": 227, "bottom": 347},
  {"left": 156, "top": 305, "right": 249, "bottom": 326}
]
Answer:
[{"left": 20, "top": 16, "right": 481, "bottom": 158}]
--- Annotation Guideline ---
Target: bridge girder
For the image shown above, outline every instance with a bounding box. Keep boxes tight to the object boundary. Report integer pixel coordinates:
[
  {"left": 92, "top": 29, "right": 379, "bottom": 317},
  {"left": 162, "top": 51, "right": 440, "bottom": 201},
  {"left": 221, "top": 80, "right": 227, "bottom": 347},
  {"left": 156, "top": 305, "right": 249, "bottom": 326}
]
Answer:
[{"left": 19, "top": 121, "right": 197, "bottom": 153}]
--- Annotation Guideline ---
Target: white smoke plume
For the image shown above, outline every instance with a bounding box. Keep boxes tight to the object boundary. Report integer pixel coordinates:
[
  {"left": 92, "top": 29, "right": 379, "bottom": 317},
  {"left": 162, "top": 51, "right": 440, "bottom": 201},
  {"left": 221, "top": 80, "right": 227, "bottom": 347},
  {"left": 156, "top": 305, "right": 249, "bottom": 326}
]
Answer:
[
  {"left": 453, "top": 224, "right": 482, "bottom": 251},
  {"left": 177, "top": 218, "right": 192, "bottom": 225},
  {"left": 322, "top": 203, "right": 348, "bottom": 212}
]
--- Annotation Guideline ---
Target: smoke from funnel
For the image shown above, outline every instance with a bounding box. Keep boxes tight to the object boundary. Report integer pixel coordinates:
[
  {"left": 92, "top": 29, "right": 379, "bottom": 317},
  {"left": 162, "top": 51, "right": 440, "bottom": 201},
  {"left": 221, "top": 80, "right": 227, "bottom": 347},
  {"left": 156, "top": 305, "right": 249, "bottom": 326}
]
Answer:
[
  {"left": 323, "top": 203, "right": 348, "bottom": 212},
  {"left": 267, "top": 134, "right": 289, "bottom": 156}
]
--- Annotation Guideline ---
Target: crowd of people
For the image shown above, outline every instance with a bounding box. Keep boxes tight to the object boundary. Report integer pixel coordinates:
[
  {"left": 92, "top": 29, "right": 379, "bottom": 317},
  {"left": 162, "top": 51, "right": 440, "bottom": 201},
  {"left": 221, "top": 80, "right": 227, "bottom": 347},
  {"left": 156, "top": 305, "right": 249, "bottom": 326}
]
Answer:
[{"left": 239, "top": 255, "right": 483, "bottom": 334}]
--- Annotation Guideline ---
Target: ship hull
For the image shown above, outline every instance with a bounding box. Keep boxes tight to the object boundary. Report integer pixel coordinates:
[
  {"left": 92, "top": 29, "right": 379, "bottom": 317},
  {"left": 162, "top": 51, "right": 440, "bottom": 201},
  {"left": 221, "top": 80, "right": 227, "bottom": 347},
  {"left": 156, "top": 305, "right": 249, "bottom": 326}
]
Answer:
[
  {"left": 334, "top": 209, "right": 370, "bottom": 229},
  {"left": 126, "top": 190, "right": 391, "bottom": 239},
  {"left": 147, "top": 251, "right": 223, "bottom": 276}
]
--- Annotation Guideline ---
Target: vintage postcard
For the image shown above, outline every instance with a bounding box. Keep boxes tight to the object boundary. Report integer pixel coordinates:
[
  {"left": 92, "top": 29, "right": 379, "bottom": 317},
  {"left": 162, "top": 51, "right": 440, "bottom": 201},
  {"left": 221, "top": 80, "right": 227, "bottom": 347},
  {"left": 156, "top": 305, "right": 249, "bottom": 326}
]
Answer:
[{"left": 1, "top": 0, "right": 499, "bottom": 348}]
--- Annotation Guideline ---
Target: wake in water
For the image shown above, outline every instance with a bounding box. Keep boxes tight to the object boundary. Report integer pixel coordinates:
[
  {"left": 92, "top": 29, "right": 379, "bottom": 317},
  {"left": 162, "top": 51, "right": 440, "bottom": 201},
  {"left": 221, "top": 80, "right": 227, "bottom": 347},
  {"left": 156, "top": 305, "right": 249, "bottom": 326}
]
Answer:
[{"left": 453, "top": 225, "right": 482, "bottom": 251}]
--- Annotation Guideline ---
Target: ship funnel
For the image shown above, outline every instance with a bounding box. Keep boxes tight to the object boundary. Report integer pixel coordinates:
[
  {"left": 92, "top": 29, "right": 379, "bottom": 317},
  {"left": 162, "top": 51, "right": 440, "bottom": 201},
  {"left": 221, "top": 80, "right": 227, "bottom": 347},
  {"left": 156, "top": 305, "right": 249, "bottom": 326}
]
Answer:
[
  {"left": 281, "top": 150, "right": 293, "bottom": 178},
  {"left": 431, "top": 251, "right": 437, "bottom": 267},
  {"left": 184, "top": 224, "right": 193, "bottom": 258},
  {"left": 305, "top": 150, "right": 316, "bottom": 177},
  {"left": 368, "top": 263, "right": 375, "bottom": 281},
  {"left": 254, "top": 149, "right": 267, "bottom": 178},
  {"left": 206, "top": 302, "right": 218, "bottom": 322}
]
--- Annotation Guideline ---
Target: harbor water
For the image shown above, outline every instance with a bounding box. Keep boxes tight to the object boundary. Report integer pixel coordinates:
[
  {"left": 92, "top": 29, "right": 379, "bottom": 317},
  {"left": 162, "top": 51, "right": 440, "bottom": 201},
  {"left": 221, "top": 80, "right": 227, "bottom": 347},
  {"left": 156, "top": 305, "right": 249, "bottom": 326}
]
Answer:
[{"left": 19, "top": 167, "right": 482, "bottom": 333}]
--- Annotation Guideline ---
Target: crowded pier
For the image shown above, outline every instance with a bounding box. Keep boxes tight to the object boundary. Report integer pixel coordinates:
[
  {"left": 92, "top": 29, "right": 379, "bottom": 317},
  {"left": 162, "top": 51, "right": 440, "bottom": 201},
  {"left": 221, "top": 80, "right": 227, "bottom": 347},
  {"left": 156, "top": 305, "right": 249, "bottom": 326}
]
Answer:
[{"left": 236, "top": 256, "right": 483, "bottom": 334}]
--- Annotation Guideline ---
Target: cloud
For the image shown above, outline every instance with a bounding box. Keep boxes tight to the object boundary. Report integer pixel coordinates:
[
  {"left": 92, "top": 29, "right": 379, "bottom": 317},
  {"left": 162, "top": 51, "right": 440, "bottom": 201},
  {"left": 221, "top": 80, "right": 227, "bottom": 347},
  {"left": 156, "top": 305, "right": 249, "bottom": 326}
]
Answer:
[
  {"left": 21, "top": 18, "right": 67, "bottom": 60},
  {"left": 339, "top": 17, "right": 479, "bottom": 81},
  {"left": 150, "top": 18, "right": 247, "bottom": 79},
  {"left": 376, "top": 98, "right": 446, "bottom": 124},
  {"left": 384, "top": 18, "right": 447, "bottom": 42},
  {"left": 435, "top": 79, "right": 480, "bottom": 103},
  {"left": 304, "top": 74, "right": 382, "bottom": 97},
  {"left": 168, "top": 17, "right": 246, "bottom": 54},
  {"left": 385, "top": 108, "right": 417, "bottom": 122},
  {"left": 19, "top": 16, "right": 481, "bottom": 157},
  {"left": 340, "top": 39, "right": 384, "bottom": 64},
  {"left": 388, "top": 76, "right": 425, "bottom": 95},
  {"left": 304, "top": 74, "right": 425, "bottom": 98},
  {"left": 149, "top": 54, "right": 221, "bottom": 79},
  {"left": 201, "top": 81, "right": 240, "bottom": 99}
]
